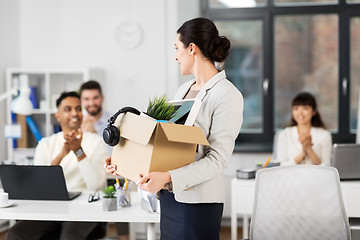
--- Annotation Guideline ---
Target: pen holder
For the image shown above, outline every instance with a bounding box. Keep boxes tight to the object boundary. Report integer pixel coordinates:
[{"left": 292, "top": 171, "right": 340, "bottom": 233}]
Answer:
[{"left": 117, "top": 188, "right": 131, "bottom": 207}]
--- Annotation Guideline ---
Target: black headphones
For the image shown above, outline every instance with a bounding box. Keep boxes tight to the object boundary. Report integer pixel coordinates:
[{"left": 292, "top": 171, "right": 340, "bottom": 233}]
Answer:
[{"left": 103, "top": 107, "right": 141, "bottom": 146}]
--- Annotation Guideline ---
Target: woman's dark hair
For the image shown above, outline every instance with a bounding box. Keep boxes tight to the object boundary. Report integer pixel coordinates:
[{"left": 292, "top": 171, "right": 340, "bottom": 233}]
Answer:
[
  {"left": 56, "top": 91, "right": 80, "bottom": 108},
  {"left": 289, "top": 92, "right": 326, "bottom": 128},
  {"left": 177, "top": 17, "right": 230, "bottom": 63}
]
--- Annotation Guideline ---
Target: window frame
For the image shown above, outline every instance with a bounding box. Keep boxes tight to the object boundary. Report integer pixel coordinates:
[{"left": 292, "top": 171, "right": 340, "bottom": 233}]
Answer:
[{"left": 202, "top": 0, "right": 359, "bottom": 152}]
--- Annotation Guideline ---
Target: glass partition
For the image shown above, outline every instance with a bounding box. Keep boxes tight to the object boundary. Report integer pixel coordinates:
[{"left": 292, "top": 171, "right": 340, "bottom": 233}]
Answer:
[
  {"left": 350, "top": 17, "right": 360, "bottom": 133},
  {"left": 274, "top": 14, "right": 338, "bottom": 131},
  {"left": 216, "top": 20, "right": 264, "bottom": 133}
]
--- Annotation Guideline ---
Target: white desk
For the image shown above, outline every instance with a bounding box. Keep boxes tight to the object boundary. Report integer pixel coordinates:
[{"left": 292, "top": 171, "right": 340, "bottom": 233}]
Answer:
[
  {"left": 0, "top": 192, "right": 160, "bottom": 240},
  {"left": 231, "top": 178, "right": 360, "bottom": 240}
]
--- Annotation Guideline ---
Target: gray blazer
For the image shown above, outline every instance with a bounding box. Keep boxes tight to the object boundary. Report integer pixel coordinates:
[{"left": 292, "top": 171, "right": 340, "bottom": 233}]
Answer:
[{"left": 168, "top": 71, "right": 243, "bottom": 203}]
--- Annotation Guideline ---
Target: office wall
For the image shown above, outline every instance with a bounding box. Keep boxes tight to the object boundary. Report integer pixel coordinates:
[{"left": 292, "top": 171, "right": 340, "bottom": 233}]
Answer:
[
  {"left": 18, "top": 0, "right": 178, "bottom": 112},
  {"left": 0, "top": 0, "right": 20, "bottom": 161},
  {"left": 0, "top": 0, "right": 200, "bottom": 160}
]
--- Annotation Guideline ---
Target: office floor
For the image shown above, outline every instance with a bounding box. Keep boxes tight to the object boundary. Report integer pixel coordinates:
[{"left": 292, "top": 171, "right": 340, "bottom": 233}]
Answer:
[
  {"left": 3, "top": 224, "right": 359, "bottom": 240},
  {"left": 0, "top": 223, "right": 240, "bottom": 240}
]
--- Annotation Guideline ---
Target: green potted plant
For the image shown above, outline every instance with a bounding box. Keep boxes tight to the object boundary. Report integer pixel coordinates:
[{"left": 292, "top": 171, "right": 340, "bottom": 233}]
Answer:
[
  {"left": 146, "top": 95, "right": 177, "bottom": 121},
  {"left": 102, "top": 185, "right": 117, "bottom": 211}
]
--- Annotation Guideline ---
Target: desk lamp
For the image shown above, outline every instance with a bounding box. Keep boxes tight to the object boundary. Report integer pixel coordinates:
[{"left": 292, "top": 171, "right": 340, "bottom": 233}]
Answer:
[
  {"left": 0, "top": 74, "right": 34, "bottom": 115},
  {"left": 0, "top": 74, "right": 33, "bottom": 164}
]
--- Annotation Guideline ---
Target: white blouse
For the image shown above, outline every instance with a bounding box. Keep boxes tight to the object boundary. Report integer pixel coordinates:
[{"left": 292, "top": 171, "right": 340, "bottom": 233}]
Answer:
[{"left": 276, "top": 126, "right": 332, "bottom": 166}]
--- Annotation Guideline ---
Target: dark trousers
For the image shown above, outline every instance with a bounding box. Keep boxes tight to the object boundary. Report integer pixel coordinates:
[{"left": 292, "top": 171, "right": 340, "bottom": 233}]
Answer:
[
  {"left": 159, "top": 190, "right": 223, "bottom": 240},
  {"left": 6, "top": 220, "right": 100, "bottom": 240},
  {"left": 115, "top": 222, "right": 129, "bottom": 235}
]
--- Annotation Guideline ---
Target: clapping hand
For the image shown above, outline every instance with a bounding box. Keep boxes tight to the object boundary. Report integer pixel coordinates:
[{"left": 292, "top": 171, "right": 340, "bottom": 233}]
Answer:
[
  {"left": 299, "top": 132, "right": 313, "bottom": 152},
  {"left": 64, "top": 128, "right": 83, "bottom": 152},
  {"left": 81, "top": 116, "right": 97, "bottom": 133}
]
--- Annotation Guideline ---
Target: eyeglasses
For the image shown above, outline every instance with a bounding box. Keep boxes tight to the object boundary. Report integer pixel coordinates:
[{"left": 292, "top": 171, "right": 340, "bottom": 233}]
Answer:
[{"left": 88, "top": 192, "right": 99, "bottom": 203}]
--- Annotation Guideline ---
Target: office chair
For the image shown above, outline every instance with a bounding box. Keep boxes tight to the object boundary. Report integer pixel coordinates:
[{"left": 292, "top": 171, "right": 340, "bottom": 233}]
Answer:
[{"left": 250, "top": 165, "right": 351, "bottom": 240}]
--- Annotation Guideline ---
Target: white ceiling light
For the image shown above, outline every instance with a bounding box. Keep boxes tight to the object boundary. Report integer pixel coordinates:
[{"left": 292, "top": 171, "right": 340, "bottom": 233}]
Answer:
[{"left": 217, "top": 0, "right": 257, "bottom": 8}]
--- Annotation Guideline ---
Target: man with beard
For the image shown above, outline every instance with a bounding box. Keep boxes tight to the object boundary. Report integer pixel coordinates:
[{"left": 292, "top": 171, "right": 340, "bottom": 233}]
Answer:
[
  {"left": 80, "top": 81, "right": 129, "bottom": 240},
  {"left": 80, "top": 80, "right": 112, "bottom": 134},
  {"left": 6, "top": 91, "right": 108, "bottom": 240}
]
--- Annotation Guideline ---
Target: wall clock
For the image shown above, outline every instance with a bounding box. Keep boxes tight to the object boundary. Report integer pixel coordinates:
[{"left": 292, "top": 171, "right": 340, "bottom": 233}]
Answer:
[{"left": 114, "top": 21, "right": 143, "bottom": 49}]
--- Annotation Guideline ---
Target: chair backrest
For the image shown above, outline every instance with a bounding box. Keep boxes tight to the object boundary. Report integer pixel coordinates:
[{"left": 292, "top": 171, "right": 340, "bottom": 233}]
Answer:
[{"left": 250, "top": 166, "right": 351, "bottom": 240}]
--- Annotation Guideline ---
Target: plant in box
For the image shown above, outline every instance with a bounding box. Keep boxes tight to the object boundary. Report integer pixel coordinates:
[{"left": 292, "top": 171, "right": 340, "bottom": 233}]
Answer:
[
  {"left": 102, "top": 185, "right": 117, "bottom": 211},
  {"left": 146, "top": 95, "right": 177, "bottom": 121}
]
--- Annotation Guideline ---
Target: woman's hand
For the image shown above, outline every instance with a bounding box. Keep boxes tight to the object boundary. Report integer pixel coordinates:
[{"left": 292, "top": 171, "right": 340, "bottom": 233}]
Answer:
[
  {"left": 137, "top": 172, "right": 171, "bottom": 193},
  {"left": 294, "top": 151, "right": 306, "bottom": 165},
  {"left": 104, "top": 157, "right": 118, "bottom": 176},
  {"left": 299, "top": 132, "right": 313, "bottom": 151}
]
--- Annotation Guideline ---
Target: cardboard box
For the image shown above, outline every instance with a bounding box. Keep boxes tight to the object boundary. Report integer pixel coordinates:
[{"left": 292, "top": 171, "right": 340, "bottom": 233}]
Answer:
[{"left": 111, "top": 112, "right": 209, "bottom": 181}]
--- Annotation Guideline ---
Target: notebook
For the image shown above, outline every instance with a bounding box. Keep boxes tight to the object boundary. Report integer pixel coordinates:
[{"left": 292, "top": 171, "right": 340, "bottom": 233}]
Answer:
[
  {"left": 331, "top": 144, "right": 360, "bottom": 180},
  {"left": 0, "top": 165, "right": 81, "bottom": 200}
]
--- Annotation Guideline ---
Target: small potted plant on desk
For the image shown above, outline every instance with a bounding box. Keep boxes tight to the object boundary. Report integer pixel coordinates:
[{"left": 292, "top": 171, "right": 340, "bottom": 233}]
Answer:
[{"left": 102, "top": 185, "right": 117, "bottom": 211}]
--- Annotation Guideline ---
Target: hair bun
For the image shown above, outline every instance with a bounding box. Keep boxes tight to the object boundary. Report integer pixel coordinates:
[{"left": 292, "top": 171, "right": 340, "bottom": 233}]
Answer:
[{"left": 210, "top": 36, "right": 230, "bottom": 62}]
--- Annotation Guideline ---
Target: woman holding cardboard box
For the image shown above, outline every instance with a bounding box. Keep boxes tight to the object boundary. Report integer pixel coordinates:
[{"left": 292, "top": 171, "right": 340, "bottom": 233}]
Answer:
[{"left": 105, "top": 17, "right": 243, "bottom": 240}]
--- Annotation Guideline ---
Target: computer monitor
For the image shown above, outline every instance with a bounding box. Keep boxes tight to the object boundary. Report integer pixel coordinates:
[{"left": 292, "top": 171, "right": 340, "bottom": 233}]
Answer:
[{"left": 331, "top": 144, "right": 360, "bottom": 180}]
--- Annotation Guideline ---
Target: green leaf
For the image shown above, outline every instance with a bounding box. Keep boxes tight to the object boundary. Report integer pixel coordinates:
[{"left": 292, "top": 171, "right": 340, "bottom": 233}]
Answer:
[
  {"left": 103, "top": 185, "right": 116, "bottom": 198},
  {"left": 146, "top": 94, "right": 177, "bottom": 120}
]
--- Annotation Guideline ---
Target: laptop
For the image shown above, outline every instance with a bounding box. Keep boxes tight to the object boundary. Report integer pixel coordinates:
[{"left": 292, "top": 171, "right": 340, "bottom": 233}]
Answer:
[
  {"left": 331, "top": 144, "right": 360, "bottom": 180},
  {"left": 0, "top": 165, "right": 81, "bottom": 200}
]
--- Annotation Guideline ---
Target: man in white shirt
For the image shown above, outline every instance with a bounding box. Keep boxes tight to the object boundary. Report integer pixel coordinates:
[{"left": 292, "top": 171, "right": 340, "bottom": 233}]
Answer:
[
  {"left": 80, "top": 81, "right": 129, "bottom": 240},
  {"left": 6, "top": 91, "right": 109, "bottom": 240}
]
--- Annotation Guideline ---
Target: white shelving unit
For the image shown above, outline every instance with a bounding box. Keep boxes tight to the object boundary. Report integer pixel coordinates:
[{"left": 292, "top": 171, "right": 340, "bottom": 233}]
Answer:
[{"left": 5, "top": 68, "right": 103, "bottom": 163}]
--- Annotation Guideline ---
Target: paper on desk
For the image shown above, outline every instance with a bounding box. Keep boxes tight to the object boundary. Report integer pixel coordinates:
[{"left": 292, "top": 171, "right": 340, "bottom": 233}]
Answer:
[{"left": 138, "top": 188, "right": 160, "bottom": 213}]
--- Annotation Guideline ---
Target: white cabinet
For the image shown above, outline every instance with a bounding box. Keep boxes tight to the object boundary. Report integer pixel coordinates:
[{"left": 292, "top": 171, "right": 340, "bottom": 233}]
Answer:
[{"left": 5, "top": 68, "right": 103, "bottom": 163}]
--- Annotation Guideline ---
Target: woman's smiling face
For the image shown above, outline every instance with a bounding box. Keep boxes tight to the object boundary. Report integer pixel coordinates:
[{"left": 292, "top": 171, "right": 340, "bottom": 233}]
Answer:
[{"left": 292, "top": 105, "right": 315, "bottom": 125}]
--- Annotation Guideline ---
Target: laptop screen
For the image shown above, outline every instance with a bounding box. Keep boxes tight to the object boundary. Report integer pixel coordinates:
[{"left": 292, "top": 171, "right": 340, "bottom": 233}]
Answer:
[{"left": 0, "top": 165, "right": 80, "bottom": 200}]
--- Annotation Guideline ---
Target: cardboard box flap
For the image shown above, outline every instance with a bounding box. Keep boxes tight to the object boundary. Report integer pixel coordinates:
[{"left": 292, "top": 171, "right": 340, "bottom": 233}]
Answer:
[
  {"left": 158, "top": 122, "right": 209, "bottom": 145},
  {"left": 115, "top": 112, "right": 157, "bottom": 145}
]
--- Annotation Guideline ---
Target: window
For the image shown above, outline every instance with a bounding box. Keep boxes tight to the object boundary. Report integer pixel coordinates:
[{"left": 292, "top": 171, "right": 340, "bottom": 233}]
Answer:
[
  {"left": 274, "top": 14, "right": 338, "bottom": 130},
  {"left": 202, "top": 0, "right": 360, "bottom": 151},
  {"left": 350, "top": 16, "right": 360, "bottom": 132},
  {"left": 209, "top": 0, "right": 266, "bottom": 8},
  {"left": 215, "top": 20, "right": 263, "bottom": 133},
  {"left": 275, "top": 0, "right": 338, "bottom": 6}
]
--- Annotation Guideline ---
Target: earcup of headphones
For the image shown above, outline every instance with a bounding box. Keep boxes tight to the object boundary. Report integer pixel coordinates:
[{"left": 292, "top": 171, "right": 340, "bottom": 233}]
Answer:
[
  {"left": 103, "top": 125, "right": 120, "bottom": 147},
  {"left": 103, "top": 106, "right": 141, "bottom": 147}
]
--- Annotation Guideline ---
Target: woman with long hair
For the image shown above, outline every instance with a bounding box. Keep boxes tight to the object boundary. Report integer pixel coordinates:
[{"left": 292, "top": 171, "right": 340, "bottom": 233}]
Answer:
[{"left": 277, "top": 92, "right": 332, "bottom": 166}]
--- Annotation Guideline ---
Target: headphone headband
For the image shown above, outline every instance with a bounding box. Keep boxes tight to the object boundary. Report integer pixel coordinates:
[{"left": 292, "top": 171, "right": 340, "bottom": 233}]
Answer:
[
  {"left": 103, "top": 106, "right": 141, "bottom": 146},
  {"left": 108, "top": 107, "right": 141, "bottom": 125}
]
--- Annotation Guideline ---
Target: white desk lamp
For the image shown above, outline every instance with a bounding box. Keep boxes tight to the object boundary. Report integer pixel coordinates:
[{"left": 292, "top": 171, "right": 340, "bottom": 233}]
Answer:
[
  {"left": 0, "top": 74, "right": 34, "bottom": 115},
  {"left": 1, "top": 74, "right": 34, "bottom": 164}
]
